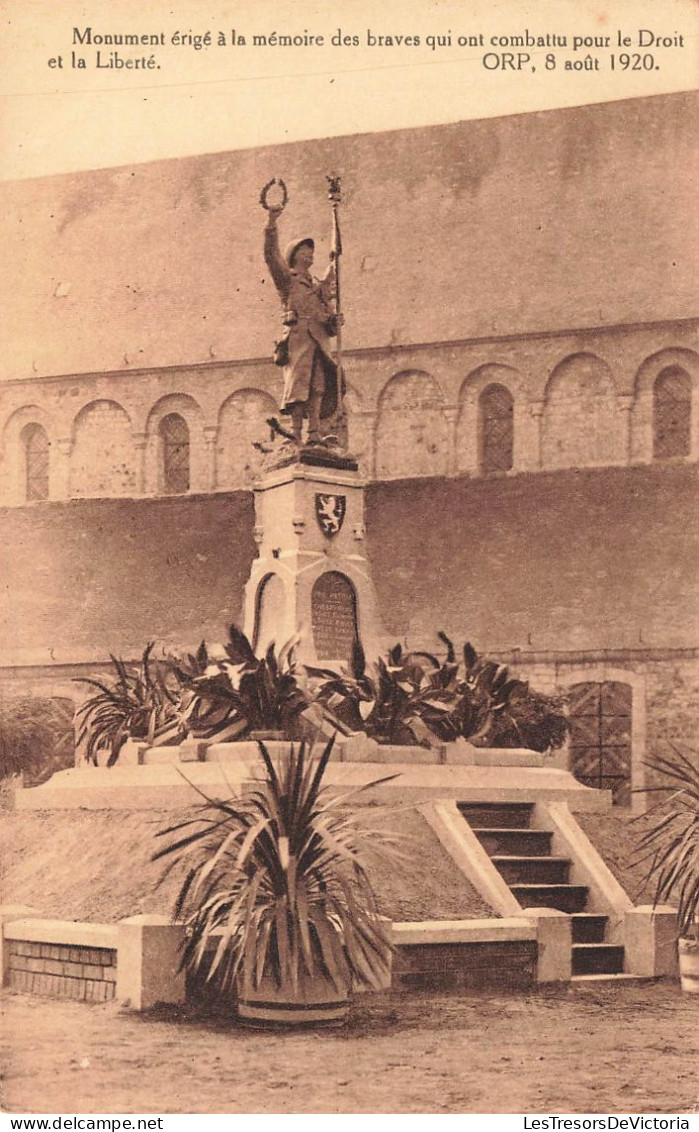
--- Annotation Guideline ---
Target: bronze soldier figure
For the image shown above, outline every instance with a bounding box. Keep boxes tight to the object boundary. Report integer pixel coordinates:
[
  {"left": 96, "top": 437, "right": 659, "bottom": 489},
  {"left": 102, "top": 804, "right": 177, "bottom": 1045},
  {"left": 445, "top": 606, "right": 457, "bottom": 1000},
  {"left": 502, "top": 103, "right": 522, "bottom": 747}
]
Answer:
[{"left": 263, "top": 203, "right": 341, "bottom": 445}]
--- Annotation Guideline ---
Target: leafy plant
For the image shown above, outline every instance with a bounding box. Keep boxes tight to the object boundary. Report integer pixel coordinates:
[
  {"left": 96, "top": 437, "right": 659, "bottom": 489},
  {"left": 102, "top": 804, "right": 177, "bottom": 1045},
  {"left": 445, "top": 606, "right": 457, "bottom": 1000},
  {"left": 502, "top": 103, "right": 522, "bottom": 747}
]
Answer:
[
  {"left": 307, "top": 640, "right": 457, "bottom": 747},
  {"left": 75, "top": 643, "right": 178, "bottom": 766},
  {"left": 431, "top": 634, "right": 528, "bottom": 745},
  {"left": 153, "top": 736, "right": 401, "bottom": 997},
  {"left": 472, "top": 679, "right": 569, "bottom": 752},
  {"left": 635, "top": 745, "right": 699, "bottom": 940},
  {"left": 0, "top": 696, "right": 75, "bottom": 784},
  {"left": 167, "top": 625, "right": 317, "bottom": 744},
  {"left": 307, "top": 634, "right": 563, "bottom": 750}
]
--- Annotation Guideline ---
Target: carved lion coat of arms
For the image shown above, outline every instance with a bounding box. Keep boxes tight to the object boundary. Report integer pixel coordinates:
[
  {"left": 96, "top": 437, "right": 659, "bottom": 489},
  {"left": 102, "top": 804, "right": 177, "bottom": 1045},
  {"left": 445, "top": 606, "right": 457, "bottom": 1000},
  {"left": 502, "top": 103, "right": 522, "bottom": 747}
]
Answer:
[{"left": 315, "top": 493, "right": 346, "bottom": 537}]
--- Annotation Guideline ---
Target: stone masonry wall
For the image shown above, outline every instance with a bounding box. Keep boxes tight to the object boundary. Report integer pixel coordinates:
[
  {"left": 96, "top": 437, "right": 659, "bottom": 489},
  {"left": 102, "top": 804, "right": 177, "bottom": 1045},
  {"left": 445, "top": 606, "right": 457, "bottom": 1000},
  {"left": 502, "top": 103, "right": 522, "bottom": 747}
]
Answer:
[
  {"left": 1, "top": 92, "right": 695, "bottom": 383},
  {"left": 1, "top": 464, "right": 696, "bottom": 671},
  {"left": 1, "top": 320, "right": 697, "bottom": 504},
  {"left": 7, "top": 939, "right": 116, "bottom": 1002},
  {"left": 0, "top": 492, "right": 255, "bottom": 667},
  {"left": 645, "top": 659, "right": 699, "bottom": 770},
  {"left": 366, "top": 464, "right": 698, "bottom": 654}
]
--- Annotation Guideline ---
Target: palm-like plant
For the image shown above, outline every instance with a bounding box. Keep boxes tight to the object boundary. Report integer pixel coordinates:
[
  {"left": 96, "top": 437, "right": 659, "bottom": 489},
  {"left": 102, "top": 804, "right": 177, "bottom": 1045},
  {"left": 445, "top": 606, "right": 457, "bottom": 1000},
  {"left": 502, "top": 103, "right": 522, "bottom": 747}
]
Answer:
[
  {"left": 308, "top": 640, "right": 457, "bottom": 747},
  {"left": 0, "top": 696, "right": 75, "bottom": 784},
  {"left": 153, "top": 736, "right": 400, "bottom": 1007},
  {"left": 635, "top": 745, "right": 699, "bottom": 941},
  {"left": 169, "top": 625, "right": 316, "bottom": 744},
  {"left": 75, "top": 643, "right": 178, "bottom": 766}
]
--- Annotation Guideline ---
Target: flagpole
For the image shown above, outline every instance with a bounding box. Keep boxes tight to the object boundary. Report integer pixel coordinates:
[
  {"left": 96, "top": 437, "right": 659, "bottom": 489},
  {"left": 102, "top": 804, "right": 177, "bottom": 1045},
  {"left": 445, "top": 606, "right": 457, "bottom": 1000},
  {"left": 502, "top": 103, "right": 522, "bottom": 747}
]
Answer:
[{"left": 326, "top": 175, "right": 343, "bottom": 416}]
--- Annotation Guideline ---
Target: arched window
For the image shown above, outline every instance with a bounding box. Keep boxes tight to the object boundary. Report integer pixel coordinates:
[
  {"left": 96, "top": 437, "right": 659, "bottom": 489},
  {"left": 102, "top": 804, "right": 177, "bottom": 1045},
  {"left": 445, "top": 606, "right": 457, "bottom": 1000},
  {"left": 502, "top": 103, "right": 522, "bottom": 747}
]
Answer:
[
  {"left": 160, "top": 413, "right": 190, "bottom": 493},
  {"left": 253, "top": 573, "right": 286, "bottom": 654},
  {"left": 22, "top": 423, "right": 49, "bottom": 501},
  {"left": 479, "top": 383, "right": 513, "bottom": 473},
  {"left": 653, "top": 367, "right": 692, "bottom": 458}
]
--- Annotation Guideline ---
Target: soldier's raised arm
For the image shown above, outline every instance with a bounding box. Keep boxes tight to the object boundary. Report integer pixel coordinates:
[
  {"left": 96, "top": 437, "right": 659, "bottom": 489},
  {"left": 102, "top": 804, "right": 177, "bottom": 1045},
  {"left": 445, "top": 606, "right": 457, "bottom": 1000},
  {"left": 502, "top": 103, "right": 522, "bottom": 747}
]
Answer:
[{"left": 263, "top": 206, "right": 291, "bottom": 302}]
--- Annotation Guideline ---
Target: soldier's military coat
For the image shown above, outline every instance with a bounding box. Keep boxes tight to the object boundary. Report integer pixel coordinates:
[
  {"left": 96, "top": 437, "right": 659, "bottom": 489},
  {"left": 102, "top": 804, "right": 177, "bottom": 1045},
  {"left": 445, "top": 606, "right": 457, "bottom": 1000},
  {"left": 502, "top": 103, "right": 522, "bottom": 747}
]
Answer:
[{"left": 263, "top": 223, "right": 340, "bottom": 420}]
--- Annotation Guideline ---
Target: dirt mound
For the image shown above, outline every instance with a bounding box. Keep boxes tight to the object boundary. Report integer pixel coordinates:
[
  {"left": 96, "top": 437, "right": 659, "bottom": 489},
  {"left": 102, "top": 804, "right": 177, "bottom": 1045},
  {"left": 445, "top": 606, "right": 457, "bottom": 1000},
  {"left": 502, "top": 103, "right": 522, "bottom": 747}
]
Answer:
[
  {"left": 573, "top": 809, "right": 656, "bottom": 904},
  {"left": 0, "top": 802, "right": 492, "bottom": 924}
]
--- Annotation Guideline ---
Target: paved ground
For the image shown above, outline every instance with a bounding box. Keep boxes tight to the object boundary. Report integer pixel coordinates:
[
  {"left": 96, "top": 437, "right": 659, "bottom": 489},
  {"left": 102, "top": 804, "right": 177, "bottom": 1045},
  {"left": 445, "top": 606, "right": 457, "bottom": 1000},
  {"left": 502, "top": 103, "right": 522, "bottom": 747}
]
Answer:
[{"left": 1, "top": 981, "right": 696, "bottom": 1115}]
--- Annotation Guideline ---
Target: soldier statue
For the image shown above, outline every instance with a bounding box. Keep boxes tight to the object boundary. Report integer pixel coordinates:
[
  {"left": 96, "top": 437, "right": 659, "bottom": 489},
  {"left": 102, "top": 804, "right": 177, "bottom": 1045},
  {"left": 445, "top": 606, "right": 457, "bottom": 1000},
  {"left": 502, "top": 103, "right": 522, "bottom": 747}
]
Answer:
[{"left": 262, "top": 185, "right": 344, "bottom": 447}]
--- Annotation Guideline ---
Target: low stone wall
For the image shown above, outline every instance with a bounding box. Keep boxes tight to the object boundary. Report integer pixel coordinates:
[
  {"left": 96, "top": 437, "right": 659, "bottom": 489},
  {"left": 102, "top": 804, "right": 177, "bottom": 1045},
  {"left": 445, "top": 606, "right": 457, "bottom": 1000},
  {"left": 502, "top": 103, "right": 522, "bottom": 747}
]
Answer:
[
  {"left": 0, "top": 908, "right": 184, "bottom": 1011},
  {"left": 6, "top": 938, "right": 116, "bottom": 1002},
  {"left": 0, "top": 907, "right": 561, "bottom": 1007},
  {"left": 393, "top": 939, "right": 538, "bottom": 991},
  {"left": 391, "top": 918, "right": 546, "bottom": 991},
  {"left": 1, "top": 906, "right": 674, "bottom": 1008}
]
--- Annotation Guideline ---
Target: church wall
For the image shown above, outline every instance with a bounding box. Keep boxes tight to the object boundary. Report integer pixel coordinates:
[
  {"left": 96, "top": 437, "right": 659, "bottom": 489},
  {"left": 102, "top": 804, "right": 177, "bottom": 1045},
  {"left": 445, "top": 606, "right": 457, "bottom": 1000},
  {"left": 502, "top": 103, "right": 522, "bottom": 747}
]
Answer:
[
  {"left": 1, "top": 462, "right": 695, "bottom": 668},
  {"left": 1, "top": 92, "right": 695, "bottom": 384},
  {"left": 1, "top": 319, "right": 697, "bottom": 504},
  {"left": 0, "top": 492, "right": 255, "bottom": 668}
]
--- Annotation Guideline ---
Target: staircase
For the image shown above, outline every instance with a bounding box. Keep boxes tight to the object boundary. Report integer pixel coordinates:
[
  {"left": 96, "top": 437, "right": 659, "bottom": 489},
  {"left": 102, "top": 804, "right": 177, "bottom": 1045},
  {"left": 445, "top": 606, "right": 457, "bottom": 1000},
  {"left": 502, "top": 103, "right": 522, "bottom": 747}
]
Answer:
[{"left": 458, "top": 802, "right": 625, "bottom": 977}]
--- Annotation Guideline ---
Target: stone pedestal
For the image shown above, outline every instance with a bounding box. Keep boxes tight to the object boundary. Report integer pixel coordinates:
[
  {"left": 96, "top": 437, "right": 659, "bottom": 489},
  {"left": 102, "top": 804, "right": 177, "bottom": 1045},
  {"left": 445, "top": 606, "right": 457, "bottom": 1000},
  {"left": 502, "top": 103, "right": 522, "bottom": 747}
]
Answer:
[{"left": 243, "top": 456, "right": 385, "bottom": 666}]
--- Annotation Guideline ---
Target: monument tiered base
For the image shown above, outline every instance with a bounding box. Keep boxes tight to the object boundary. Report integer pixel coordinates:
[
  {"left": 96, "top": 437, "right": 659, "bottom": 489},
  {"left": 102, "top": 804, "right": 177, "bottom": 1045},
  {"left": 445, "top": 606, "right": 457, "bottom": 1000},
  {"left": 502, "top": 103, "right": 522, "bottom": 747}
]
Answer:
[{"left": 14, "top": 753, "right": 611, "bottom": 811}]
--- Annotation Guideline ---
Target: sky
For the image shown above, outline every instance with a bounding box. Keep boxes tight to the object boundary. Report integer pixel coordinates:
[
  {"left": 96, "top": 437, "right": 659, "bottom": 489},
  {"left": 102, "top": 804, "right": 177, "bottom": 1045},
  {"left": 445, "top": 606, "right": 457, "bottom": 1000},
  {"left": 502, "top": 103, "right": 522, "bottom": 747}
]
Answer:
[{"left": 0, "top": 0, "right": 697, "bottom": 180}]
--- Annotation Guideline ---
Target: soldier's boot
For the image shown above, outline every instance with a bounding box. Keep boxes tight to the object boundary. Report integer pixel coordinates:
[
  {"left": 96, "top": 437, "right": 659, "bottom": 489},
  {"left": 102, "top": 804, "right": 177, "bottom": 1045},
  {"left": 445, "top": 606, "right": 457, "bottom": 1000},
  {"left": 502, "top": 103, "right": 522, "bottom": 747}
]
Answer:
[
  {"left": 306, "top": 392, "right": 324, "bottom": 445},
  {"left": 290, "top": 405, "right": 304, "bottom": 444}
]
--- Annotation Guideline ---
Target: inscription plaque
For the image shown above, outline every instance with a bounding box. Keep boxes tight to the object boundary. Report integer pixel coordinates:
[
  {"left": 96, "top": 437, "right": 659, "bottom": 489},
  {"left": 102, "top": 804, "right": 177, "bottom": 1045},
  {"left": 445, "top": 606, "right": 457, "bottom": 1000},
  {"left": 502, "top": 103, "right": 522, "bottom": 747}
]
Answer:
[{"left": 311, "top": 571, "right": 358, "bottom": 661}]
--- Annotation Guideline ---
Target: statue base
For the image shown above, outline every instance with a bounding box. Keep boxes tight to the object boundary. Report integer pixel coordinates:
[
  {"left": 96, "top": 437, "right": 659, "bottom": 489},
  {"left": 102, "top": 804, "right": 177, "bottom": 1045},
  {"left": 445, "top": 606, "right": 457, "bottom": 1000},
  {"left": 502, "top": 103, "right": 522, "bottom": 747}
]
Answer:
[
  {"left": 264, "top": 442, "right": 359, "bottom": 474},
  {"left": 243, "top": 459, "right": 384, "bottom": 667}
]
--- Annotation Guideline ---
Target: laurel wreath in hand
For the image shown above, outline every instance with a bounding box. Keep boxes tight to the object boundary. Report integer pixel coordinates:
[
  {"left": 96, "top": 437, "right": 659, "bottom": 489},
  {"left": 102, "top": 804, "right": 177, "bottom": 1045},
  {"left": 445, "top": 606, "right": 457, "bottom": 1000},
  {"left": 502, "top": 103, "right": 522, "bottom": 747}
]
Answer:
[{"left": 259, "top": 178, "right": 289, "bottom": 212}]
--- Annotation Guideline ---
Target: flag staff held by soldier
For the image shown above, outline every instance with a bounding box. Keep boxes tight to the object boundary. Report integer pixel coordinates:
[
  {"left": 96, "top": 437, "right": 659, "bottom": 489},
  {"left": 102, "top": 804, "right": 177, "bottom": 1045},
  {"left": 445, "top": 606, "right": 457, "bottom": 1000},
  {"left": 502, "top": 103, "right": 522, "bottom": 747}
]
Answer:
[{"left": 261, "top": 176, "right": 346, "bottom": 449}]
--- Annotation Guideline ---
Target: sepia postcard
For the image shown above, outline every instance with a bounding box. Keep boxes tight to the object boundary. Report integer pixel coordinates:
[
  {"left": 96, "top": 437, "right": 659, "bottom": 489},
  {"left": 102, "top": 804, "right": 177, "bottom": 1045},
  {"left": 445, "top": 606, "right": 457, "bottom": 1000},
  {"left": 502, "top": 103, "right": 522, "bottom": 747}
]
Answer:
[{"left": 0, "top": 0, "right": 697, "bottom": 1119}]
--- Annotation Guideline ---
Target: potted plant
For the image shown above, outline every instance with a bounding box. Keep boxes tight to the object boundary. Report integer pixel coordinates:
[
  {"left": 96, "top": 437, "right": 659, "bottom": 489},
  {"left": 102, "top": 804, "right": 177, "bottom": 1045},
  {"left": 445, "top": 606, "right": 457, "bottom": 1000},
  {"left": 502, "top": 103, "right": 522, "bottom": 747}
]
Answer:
[
  {"left": 635, "top": 745, "right": 699, "bottom": 993},
  {"left": 153, "top": 735, "right": 401, "bottom": 1025}
]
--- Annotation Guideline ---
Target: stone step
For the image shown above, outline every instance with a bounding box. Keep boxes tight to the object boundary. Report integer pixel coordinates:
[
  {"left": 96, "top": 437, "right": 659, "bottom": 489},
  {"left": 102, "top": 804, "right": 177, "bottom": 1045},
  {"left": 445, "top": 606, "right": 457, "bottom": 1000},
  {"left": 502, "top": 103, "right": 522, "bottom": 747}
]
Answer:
[
  {"left": 472, "top": 828, "right": 553, "bottom": 858},
  {"left": 571, "top": 913, "right": 609, "bottom": 943},
  {"left": 571, "top": 973, "right": 653, "bottom": 984},
  {"left": 492, "top": 855, "right": 571, "bottom": 885},
  {"left": 457, "top": 802, "right": 534, "bottom": 829},
  {"left": 572, "top": 944, "right": 626, "bottom": 976},
  {"left": 511, "top": 883, "right": 589, "bottom": 913}
]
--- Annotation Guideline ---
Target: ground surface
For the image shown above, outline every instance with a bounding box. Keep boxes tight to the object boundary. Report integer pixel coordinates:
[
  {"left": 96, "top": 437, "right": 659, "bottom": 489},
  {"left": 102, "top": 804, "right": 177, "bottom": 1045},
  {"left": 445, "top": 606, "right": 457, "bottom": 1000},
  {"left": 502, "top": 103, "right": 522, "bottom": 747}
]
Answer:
[
  {"left": 0, "top": 803, "right": 492, "bottom": 923},
  {"left": 1, "top": 981, "right": 696, "bottom": 1115}
]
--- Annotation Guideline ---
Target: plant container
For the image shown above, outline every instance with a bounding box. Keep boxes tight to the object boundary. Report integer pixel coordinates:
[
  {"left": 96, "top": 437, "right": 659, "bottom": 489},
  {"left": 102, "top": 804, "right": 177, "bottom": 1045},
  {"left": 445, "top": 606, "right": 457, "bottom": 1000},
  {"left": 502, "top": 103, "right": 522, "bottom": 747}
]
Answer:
[
  {"left": 236, "top": 972, "right": 350, "bottom": 1027},
  {"left": 678, "top": 938, "right": 699, "bottom": 994}
]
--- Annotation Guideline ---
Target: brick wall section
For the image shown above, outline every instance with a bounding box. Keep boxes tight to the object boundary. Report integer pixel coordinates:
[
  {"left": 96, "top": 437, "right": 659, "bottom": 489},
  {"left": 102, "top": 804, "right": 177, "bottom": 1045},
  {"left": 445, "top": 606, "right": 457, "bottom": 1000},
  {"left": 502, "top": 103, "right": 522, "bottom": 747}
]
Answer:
[
  {"left": 392, "top": 940, "right": 537, "bottom": 991},
  {"left": 1, "top": 92, "right": 695, "bottom": 382},
  {"left": 0, "top": 464, "right": 696, "bottom": 668},
  {"left": 0, "top": 491, "right": 255, "bottom": 663},
  {"left": 366, "top": 464, "right": 699, "bottom": 652},
  {"left": 7, "top": 939, "right": 116, "bottom": 1001}
]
